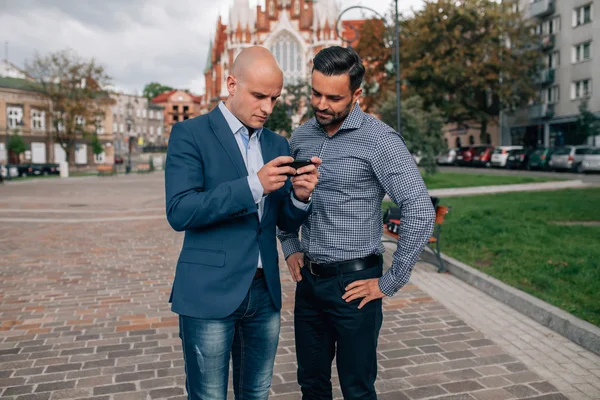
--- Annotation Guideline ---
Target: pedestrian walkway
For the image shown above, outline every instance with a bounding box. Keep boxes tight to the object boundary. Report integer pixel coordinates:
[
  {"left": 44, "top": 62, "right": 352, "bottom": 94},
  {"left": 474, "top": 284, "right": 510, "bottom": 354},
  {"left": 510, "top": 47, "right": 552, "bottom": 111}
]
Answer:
[
  {"left": 403, "top": 256, "right": 600, "bottom": 400},
  {"left": 0, "top": 174, "right": 596, "bottom": 400}
]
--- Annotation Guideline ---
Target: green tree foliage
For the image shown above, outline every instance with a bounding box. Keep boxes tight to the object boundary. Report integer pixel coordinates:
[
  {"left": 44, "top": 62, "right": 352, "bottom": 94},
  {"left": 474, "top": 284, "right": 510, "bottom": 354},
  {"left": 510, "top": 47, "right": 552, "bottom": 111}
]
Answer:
[
  {"left": 26, "top": 49, "right": 114, "bottom": 165},
  {"left": 380, "top": 95, "right": 446, "bottom": 174},
  {"left": 143, "top": 82, "right": 174, "bottom": 101}
]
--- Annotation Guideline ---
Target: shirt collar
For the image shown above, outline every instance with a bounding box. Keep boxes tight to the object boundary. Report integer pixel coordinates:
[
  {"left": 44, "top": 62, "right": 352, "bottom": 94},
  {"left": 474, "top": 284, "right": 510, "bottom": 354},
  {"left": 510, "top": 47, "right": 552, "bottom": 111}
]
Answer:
[
  {"left": 312, "top": 101, "right": 364, "bottom": 134},
  {"left": 218, "top": 101, "right": 263, "bottom": 140}
]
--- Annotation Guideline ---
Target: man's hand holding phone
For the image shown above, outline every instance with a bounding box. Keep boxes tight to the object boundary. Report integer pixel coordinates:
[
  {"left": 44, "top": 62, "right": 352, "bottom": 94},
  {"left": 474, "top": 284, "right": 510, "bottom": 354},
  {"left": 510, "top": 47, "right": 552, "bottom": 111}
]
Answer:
[
  {"left": 257, "top": 156, "right": 297, "bottom": 194},
  {"left": 291, "top": 156, "right": 321, "bottom": 202}
]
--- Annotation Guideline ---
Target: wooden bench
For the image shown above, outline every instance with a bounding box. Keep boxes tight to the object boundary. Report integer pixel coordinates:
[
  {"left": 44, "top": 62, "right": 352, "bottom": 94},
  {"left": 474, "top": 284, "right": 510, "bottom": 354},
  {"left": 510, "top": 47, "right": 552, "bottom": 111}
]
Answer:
[
  {"left": 136, "top": 163, "right": 151, "bottom": 173},
  {"left": 382, "top": 197, "right": 450, "bottom": 272},
  {"left": 96, "top": 164, "right": 116, "bottom": 176}
]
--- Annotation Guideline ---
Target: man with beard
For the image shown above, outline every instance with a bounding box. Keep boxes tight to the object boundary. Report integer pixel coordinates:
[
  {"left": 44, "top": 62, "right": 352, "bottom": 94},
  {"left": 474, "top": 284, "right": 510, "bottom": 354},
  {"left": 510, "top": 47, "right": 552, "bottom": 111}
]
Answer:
[{"left": 277, "top": 46, "right": 435, "bottom": 399}]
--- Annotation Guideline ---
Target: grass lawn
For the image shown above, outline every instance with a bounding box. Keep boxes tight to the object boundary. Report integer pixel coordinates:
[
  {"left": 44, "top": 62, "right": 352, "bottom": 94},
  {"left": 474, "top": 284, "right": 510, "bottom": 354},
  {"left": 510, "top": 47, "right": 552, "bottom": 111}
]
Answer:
[
  {"left": 385, "top": 188, "right": 600, "bottom": 327},
  {"left": 422, "top": 172, "right": 559, "bottom": 190}
]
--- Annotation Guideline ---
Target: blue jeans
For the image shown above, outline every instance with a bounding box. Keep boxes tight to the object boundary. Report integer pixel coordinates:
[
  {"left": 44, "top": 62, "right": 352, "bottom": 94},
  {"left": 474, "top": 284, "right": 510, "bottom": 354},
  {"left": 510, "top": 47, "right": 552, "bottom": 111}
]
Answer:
[{"left": 179, "top": 276, "right": 280, "bottom": 400}]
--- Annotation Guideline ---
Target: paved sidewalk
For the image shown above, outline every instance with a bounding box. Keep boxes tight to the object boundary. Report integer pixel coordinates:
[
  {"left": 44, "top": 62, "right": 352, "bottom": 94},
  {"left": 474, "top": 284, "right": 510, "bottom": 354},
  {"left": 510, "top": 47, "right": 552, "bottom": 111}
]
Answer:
[
  {"left": 0, "top": 174, "right": 595, "bottom": 399},
  {"left": 382, "top": 179, "right": 596, "bottom": 202},
  {"left": 402, "top": 251, "right": 600, "bottom": 400}
]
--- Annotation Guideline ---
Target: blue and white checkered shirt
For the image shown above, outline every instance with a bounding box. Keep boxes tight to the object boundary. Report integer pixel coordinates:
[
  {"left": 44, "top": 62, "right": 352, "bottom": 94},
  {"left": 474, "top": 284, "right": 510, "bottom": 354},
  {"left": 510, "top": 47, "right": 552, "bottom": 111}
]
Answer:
[{"left": 277, "top": 103, "right": 435, "bottom": 296}]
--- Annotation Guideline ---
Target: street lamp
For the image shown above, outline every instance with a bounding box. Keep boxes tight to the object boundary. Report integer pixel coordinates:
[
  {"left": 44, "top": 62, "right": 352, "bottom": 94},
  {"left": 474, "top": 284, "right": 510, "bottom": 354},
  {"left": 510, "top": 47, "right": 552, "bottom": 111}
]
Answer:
[{"left": 313, "top": 0, "right": 402, "bottom": 133}]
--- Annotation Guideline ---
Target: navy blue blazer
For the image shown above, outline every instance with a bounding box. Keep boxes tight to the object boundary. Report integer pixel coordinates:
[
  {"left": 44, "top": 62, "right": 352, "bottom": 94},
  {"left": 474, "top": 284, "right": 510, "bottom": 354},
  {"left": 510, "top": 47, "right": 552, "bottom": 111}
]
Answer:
[{"left": 165, "top": 106, "right": 310, "bottom": 319}]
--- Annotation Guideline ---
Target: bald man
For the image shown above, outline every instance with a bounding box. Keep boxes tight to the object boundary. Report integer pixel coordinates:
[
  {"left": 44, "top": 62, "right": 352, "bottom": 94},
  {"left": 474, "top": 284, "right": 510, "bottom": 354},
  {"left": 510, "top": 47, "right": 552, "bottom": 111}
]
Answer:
[{"left": 165, "top": 46, "right": 321, "bottom": 399}]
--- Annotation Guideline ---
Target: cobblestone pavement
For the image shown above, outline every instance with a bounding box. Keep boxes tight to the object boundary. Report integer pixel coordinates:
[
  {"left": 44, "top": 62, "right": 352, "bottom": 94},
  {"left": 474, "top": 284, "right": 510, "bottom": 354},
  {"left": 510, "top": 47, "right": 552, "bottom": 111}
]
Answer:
[{"left": 0, "top": 174, "right": 594, "bottom": 399}]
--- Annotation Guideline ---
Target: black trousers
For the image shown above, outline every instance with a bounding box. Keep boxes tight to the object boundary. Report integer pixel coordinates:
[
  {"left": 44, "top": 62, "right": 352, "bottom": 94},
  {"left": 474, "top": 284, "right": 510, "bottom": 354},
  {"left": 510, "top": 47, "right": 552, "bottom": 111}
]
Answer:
[{"left": 294, "top": 257, "right": 383, "bottom": 400}]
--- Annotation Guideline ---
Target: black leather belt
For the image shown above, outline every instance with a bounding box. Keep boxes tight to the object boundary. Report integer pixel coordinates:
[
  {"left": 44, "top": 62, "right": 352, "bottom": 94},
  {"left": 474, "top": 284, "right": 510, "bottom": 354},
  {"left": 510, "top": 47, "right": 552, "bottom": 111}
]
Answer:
[
  {"left": 304, "top": 254, "right": 381, "bottom": 278},
  {"left": 253, "top": 268, "right": 265, "bottom": 280}
]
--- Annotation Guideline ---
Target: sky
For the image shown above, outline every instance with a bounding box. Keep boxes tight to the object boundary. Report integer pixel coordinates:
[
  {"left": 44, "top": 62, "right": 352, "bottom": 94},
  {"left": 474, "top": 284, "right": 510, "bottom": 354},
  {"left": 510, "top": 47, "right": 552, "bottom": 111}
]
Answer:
[{"left": 0, "top": 0, "right": 423, "bottom": 96}]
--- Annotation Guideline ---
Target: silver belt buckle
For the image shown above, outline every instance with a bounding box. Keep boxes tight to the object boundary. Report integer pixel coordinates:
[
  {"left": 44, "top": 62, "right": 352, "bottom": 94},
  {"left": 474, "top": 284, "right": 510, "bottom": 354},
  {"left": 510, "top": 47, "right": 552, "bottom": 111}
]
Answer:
[{"left": 308, "top": 260, "right": 319, "bottom": 277}]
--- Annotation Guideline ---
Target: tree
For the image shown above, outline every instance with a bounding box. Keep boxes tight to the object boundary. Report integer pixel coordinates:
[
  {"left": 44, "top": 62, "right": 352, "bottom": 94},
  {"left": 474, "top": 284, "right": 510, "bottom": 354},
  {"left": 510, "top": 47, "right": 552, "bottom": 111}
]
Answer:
[
  {"left": 353, "top": 18, "right": 392, "bottom": 113},
  {"left": 264, "top": 101, "right": 293, "bottom": 137},
  {"left": 90, "top": 134, "right": 104, "bottom": 157},
  {"left": 575, "top": 99, "right": 600, "bottom": 146},
  {"left": 26, "top": 49, "right": 114, "bottom": 165},
  {"left": 143, "top": 82, "right": 174, "bottom": 101},
  {"left": 8, "top": 133, "right": 27, "bottom": 162},
  {"left": 356, "top": 0, "right": 541, "bottom": 141},
  {"left": 282, "top": 80, "right": 312, "bottom": 126},
  {"left": 380, "top": 94, "right": 445, "bottom": 174}
]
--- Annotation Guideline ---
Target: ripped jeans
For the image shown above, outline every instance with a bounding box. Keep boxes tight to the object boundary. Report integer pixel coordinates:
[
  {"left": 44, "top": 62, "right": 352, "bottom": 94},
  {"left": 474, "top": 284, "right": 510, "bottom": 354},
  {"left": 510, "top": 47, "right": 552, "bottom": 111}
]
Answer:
[{"left": 179, "top": 277, "right": 280, "bottom": 400}]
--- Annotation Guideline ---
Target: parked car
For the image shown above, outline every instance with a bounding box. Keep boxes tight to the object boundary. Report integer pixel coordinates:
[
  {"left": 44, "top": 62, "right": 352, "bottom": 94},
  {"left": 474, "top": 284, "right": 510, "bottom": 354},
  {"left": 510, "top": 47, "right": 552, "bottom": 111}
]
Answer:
[
  {"left": 527, "top": 147, "right": 555, "bottom": 170},
  {"left": 505, "top": 149, "right": 529, "bottom": 169},
  {"left": 114, "top": 156, "right": 124, "bottom": 165},
  {"left": 455, "top": 146, "right": 476, "bottom": 166},
  {"left": 549, "top": 145, "right": 593, "bottom": 172},
  {"left": 412, "top": 152, "right": 422, "bottom": 165},
  {"left": 579, "top": 148, "right": 600, "bottom": 173},
  {"left": 17, "top": 163, "right": 44, "bottom": 177},
  {"left": 491, "top": 146, "right": 524, "bottom": 167},
  {"left": 41, "top": 163, "right": 60, "bottom": 175},
  {"left": 436, "top": 148, "right": 458, "bottom": 165},
  {"left": 472, "top": 146, "right": 495, "bottom": 168},
  {"left": 1, "top": 164, "right": 19, "bottom": 179}
]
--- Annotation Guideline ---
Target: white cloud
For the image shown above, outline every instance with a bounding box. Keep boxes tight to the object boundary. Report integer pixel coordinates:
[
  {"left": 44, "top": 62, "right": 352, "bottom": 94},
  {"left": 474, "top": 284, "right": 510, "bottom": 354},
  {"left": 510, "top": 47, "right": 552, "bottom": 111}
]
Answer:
[{"left": 0, "top": 0, "right": 423, "bottom": 97}]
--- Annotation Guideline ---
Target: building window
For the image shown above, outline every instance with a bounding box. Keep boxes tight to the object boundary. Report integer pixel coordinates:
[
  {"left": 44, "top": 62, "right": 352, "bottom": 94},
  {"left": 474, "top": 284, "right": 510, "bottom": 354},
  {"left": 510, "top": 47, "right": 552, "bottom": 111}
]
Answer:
[
  {"left": 149, "top": 110, "right": 154, "bottom": 119},
  {"left": 571, "top": 79, "right": 592, "bottom": 99},
  {"left": 546, "top": 85, "right": 559, "bottom": 104},
  {"left": 455, "top": 137, "right": 462, "bottom": 148},
  {"left": 94, "top": 152, "right": 106, "bottom": 164},
  {"left": 269, "top": 0, "right": 275, "bottom": 16},
  {"left": 543, "top": 16, "right": 560, "bottom": 35},
  {"left": 573, "top": 41, "right": 592, "bottom": 63},
  {"left": 486, "top": 134, "right": 492, "bottom": 145},
  {"left": 7, "top": 105, "right": 23, "bottom": 129},
  {"left": 95, "top": 116, "right": 105, "bottom": 134},
  {"left": 143, "top": 109, "right": 147, "bottom": 118},
  {"left": 157, "top": 126, "right": 163, "bottom": 136},
  {"left": 183, "top": 105, "right": 189, "bottom": 113},
  {"left": 150, "top": 126, "right": 154, "bottom": 135},
  {"left": 31, "top": 109, "right": 46, "bottom": 130},
  {"left": 136, "top": 109, "right": 141, "bottom": 118},
  {"left": 173, "top": 115, "right": 179, "bottom": 122},
  {"left": 269, "top": 32, "right": 304, "bottom": 85},
  {"left": 573, "top": 4, "right": 592, "bottom": 27},
  {"left": 75, "top": 116, "right": 85, "bottom": 126},
  {"left": 173, "top": 105, "right": 179, "bottom": 112},
  {"left": 294, "top": 0, "right": 300, "bottom": 15},
  {"left": 546, "top": 51, "right": 560, "bottom": 68},
  {"left": 119, "top": 124, "right": 124, "bottom": 133},
  {"left": 468, "top": 135, "right": 475, "bottom": 145}
]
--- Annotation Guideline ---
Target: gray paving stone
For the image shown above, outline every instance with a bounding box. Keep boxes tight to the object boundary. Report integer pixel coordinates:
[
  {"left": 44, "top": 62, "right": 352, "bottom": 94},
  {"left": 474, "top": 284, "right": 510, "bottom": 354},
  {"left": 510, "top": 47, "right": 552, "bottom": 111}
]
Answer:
[{"left": 0, "top": 175, "right": 577, "bottom": 400}]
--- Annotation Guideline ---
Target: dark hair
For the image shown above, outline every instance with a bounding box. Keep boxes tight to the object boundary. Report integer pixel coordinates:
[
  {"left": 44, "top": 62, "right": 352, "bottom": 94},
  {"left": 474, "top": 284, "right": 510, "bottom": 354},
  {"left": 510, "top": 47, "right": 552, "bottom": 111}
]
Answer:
[{"left": 312, "top": 46, "right": 365, "bottom": 92}]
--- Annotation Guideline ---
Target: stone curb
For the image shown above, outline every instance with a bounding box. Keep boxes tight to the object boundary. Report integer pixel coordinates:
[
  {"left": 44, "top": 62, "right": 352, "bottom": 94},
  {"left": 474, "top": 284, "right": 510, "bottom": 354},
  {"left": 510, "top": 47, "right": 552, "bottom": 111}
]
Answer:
[{"left": 437, "top": 250, "right": 600, "bottom": 356}]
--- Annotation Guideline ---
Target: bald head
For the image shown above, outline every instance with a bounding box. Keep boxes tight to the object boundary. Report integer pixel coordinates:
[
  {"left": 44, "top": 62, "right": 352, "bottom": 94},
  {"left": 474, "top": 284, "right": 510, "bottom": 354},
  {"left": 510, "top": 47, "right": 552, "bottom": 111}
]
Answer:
[
  {"left": 225, "top": 46, "right": 284, "bottom": 129},
  {"left": 231, "top": 46, "right": 283, "bottom": 84}
]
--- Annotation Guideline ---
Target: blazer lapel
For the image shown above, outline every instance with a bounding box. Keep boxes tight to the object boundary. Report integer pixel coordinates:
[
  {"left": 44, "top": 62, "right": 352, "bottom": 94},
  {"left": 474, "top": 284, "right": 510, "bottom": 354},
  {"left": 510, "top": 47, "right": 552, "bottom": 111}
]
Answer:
[{"left": 208, "top": 108, "right": 248, "bottom": 178}]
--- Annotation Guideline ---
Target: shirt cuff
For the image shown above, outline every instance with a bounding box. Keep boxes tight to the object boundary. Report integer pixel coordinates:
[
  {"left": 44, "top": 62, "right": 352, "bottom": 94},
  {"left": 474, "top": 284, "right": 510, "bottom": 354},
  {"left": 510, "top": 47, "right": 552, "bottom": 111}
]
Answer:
[
  {"left": 290, "top": 191, "right": 311, "bottom": 210},
  {"left": 247, "top": 174, "right": 264, "bottom": 204},
  {"left": 378, "top": 271, "right": 400, "bottom": 297},
  {"left": 281, "top": 237, "right": 303, "bottom": 259}
]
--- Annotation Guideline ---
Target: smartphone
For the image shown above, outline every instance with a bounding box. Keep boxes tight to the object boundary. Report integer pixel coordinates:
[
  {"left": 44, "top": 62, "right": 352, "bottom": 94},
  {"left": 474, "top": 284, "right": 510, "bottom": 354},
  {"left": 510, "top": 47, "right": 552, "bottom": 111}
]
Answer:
[{"left": 281, "top": 159, "right": 314, "bottom": 174}]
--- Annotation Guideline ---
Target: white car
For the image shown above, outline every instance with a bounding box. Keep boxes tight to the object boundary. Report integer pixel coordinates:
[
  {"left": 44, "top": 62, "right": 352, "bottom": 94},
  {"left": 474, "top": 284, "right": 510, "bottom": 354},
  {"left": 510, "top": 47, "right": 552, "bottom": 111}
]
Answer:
[
  {"left": 491, "top": 146, "right": 524, "bottom": 167},
  {"left": 580, "top": 148, "right": 600, "bottom": 173},
  {"left": 436, "top": 148, "right": 458, "bottom": 165},
  {"left": 549, "top": 145, "right": 594, "bottom": 172}
]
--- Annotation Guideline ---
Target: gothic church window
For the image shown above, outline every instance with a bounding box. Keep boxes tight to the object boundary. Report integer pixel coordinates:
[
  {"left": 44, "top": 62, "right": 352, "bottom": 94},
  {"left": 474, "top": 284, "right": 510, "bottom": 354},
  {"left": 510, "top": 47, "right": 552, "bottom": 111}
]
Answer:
[{"left": 270, "top": 32, "right": 303, "bottom": 84}]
